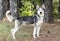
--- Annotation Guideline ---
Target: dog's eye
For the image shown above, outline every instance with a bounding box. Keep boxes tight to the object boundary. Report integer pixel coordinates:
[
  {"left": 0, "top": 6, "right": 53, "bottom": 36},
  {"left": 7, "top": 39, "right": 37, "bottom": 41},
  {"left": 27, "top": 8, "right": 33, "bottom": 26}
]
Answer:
[{"left": 40, "top": 12, "right": 42, "bottom": 14}]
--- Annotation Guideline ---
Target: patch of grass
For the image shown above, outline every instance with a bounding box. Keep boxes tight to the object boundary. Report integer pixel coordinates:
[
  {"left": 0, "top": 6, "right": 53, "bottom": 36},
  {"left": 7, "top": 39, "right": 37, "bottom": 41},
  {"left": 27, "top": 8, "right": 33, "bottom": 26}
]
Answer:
[
  {"left": 16, "top": 28, "right": 32, "bottom": 38},
  {"left": 0, "top": 21, "right": 14, "bottom": 40},
  {"left": 0, "top": 21, "right": 33, "bottom": 41}
]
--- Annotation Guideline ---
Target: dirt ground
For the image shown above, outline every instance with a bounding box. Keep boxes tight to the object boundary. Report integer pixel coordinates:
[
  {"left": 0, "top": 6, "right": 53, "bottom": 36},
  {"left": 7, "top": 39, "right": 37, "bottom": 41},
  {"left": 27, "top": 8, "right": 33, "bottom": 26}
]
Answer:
[{"left": 0, "top": 20, "right": 60, "bottom": 41}]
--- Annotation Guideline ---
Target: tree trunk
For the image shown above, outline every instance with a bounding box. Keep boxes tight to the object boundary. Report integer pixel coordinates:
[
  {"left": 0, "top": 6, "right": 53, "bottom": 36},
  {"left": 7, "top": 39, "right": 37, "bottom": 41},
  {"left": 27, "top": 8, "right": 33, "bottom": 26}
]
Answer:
[
  {"left": 3, "top": 0, "right": 9, "bottom": 15},
  {"left": 40, "top": 0, "right": 54, "bottom": 23},
  {"left": 0, "top": 0, "right": 3, "bottom": 19},
  {"left": 0, "top": 0, "right": 9, "bottom": 20},
  {"left": 10, "top": 0, "right": 19, "bottom": 17}
]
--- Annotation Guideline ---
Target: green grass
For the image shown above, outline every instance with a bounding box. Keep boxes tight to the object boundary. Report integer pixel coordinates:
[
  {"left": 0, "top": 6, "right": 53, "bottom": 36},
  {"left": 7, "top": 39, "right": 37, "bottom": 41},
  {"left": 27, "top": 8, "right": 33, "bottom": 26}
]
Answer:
[
  {"left": 0, "top": 21, "right": 32, "bottom": 41},
  {"left": 0, "top": 21, "right": 14, "bottom": 40}
]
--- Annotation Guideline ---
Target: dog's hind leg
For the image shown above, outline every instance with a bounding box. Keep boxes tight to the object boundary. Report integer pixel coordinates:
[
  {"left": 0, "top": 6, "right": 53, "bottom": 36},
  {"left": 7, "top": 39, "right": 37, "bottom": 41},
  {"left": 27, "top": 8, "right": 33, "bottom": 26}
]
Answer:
[
  {"left": 11, "top": 20, "right": 20, "bottom": 39},
  {"left": 11, "top": 27, "right": 19, "bottom": 39},
  {"left": 37, "top": 23, "right": 42, "bottom": 37}
]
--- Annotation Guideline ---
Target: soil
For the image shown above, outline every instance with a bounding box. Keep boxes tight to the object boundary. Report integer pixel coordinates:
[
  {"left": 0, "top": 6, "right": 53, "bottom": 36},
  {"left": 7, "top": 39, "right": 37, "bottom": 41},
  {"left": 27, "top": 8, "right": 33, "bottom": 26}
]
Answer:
[{"left": 0, "top": 20, "right": 60, "bottom": 41}]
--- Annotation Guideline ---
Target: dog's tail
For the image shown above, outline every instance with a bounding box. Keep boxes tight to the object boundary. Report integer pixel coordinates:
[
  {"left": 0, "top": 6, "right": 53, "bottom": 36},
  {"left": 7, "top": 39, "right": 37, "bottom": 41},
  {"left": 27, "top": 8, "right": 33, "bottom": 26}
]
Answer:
[{"left": 6, "top": 10, "right": 15, "bottom": 22}]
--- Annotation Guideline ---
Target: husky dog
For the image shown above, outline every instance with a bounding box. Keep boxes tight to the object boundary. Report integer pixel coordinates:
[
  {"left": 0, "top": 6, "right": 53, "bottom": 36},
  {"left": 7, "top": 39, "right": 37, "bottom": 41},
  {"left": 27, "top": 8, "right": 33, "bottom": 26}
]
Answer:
[{"left": 6, "top": 4, "right": 45, "bottom": 39}]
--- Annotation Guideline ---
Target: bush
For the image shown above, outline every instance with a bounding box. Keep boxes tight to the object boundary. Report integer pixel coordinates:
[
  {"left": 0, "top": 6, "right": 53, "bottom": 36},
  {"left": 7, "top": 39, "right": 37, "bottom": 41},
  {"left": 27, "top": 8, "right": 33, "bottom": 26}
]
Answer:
[
  {"left": 18, "top": 0, "right": 40, "bottom": 17},
  {"left": 53, "top": 0, "right": 59, "bottom": 19}
]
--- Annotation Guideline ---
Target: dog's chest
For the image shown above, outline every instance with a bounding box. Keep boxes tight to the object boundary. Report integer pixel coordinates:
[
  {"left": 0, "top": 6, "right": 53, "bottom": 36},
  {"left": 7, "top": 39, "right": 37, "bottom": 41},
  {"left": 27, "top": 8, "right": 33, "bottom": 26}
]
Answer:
[{"left": 37, "top": 17, "right": 44, "bottom": 23}]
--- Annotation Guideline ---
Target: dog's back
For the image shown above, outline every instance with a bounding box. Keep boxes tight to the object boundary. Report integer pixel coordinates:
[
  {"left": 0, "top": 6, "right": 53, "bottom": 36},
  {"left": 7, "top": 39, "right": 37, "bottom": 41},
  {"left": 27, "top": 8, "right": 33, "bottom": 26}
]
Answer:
[{"left": 16, "top": 16, "right": 37, "bottom": 24}]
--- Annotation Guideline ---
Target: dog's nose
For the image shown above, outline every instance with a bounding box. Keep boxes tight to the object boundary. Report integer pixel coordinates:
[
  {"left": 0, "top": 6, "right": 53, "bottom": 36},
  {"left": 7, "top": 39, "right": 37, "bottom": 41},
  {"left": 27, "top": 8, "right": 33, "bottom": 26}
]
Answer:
[{"left": 40, "top": 12, "right": 42, "bottom": 14}]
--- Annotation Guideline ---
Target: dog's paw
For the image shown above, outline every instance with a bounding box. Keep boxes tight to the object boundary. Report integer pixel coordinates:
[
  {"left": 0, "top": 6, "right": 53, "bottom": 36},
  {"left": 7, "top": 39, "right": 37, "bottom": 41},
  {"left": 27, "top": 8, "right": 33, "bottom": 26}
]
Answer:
[
  {"left": 37, "top": 35, "right": 40, "bottom": 37},
  {"left": 33, "top": 36, "right": 37, "bottom": 38}
]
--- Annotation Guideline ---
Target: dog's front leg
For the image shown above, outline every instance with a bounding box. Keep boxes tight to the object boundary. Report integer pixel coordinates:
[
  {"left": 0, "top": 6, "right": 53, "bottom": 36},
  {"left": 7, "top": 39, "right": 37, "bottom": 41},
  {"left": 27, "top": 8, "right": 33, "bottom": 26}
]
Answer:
[
  {"left": 33, "top": 25, "right": 37, "bottom": 38},
  {"left": 37, "top": 23, "right": 42, "bottom": 37}
]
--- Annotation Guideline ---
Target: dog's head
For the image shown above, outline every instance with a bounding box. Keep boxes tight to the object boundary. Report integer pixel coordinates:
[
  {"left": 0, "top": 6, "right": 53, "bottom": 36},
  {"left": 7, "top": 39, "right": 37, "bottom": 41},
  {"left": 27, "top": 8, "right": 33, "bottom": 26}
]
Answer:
[{"left": 36, "top": 4, "right": 45, "bottom": 17}]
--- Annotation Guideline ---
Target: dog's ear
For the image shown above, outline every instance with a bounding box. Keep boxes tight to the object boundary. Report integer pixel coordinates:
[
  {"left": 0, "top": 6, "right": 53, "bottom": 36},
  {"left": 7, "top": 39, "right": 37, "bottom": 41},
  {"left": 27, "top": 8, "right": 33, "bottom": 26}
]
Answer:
[
  {"left": 36, "top": 5, "right": 39, "bottom": 9},
  {"left": 42, "top": 4, "right": 45, "bottom": 9}
]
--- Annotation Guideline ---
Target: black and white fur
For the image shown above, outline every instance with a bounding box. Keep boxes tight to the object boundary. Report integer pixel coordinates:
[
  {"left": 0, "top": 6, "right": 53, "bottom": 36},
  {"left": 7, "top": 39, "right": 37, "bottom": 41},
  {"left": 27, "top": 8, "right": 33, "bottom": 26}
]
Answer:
[{"left": 6, "top": 4, "right": 45, "bottom": 39}]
